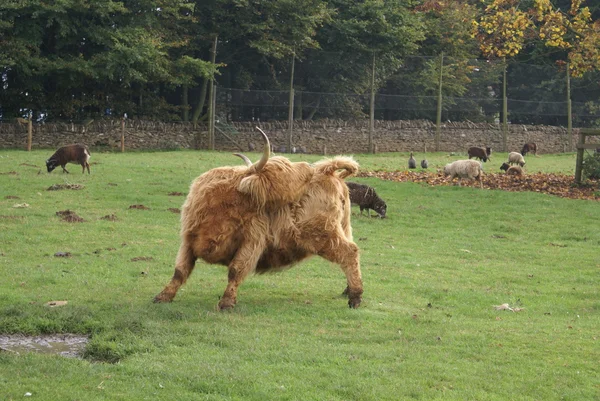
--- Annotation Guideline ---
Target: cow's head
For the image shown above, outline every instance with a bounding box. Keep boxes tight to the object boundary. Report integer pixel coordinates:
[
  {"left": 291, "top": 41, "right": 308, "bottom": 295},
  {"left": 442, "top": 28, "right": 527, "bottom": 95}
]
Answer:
[{"left": 236, "top": 127, "right": 314, "bottom": 207}]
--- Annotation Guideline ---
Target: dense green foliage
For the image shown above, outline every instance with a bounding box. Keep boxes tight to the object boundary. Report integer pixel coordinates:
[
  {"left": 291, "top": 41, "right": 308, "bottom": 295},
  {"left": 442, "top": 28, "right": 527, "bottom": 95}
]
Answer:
[
  {"left": 0, "top": 149, "right": 598, "bottom": 400},
  {"left": 1, "top": 1, "right": 599, "bottom": 124}
]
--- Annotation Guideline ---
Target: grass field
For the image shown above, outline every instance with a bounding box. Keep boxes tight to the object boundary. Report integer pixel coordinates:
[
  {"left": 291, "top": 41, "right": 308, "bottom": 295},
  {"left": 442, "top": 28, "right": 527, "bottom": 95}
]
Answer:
[{"left": 0, "top": 149, "right": 599, "bottom": 400}]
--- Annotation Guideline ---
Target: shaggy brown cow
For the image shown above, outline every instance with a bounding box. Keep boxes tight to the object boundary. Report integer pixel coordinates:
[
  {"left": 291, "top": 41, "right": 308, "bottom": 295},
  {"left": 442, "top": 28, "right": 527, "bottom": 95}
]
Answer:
[{"left": 154, "top": 127, "right": 363, "bottom": 310}]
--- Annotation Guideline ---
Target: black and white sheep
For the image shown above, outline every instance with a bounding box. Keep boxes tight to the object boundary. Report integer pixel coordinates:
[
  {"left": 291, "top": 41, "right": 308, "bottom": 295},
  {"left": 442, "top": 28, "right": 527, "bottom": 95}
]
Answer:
[
  {"left": 346, "top": 182, "right": 387, "bottom": 218},
  {"left": 46, "top": 144, "right": 91, "bottom": 174},
  {"left": 443, "top": 160, "right": 483, "bottom": 188},
  {"left": 507, "top": 152, "right": 526, "bottom": 167},
  {"left": 500, "top": 162, "right": 523, "bottom": 176},
  {"left": 467, "top": 146, "right": 491, "bottom": 162}
]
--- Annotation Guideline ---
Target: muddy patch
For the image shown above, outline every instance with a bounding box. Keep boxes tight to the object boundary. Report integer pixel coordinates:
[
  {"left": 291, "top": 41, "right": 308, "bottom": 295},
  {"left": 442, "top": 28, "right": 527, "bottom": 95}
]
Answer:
[
  {"left": 54, "top": 252, "right": 72, "bottom": 258},
  {"left": 168, "top": 192, "right": 185, "bottom": 196},
  {"left": 167, "top": 208, "right": 181, "bottom": 214},
  {"left": 47, "top": 183, "right": 84, "bottom": 191},
  {"left": 0, "top": 334, "right": 88, "bottom": 358},
  {"left": 1, "top": 171, "right": 17, "bottom": 175},
  {"left": 129, "top": 204, "right": 150, "bottom": 210},
  {"left": 56, "top": 210, "right": 85, "bottom": 223},
  {"left": 0, "top": 215, "right": 24, "bottom": 220},
  {"left": 100, "top": 214, "right": 118, "bottom": 221},
  {"left": 131, "top": 256, "right": 153, "bottom": 262},
  {"left": 4, "top": 195, "right": 20, "bottom": 199}
]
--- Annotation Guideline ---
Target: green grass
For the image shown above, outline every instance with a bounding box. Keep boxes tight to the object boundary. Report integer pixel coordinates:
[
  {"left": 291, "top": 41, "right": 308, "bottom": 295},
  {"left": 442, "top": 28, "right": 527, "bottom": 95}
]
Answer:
[{"left": 0, "top": 149, "right": 598, "bottom": 400}]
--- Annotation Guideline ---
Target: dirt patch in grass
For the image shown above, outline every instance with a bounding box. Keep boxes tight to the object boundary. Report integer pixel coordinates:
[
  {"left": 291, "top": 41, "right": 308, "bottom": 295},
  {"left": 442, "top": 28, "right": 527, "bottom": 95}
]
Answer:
[
  {"left": 47, "top": 183, "right": 85, "bottom": 191},
  {"left": 1, "top": 171, "right": 17, "bottom": 175},
  {"left": 0, "top": 334, "right": 88, "bottom": 358},
  {"left": 168, "top": 208, "right": 181, "bottom": 214},
  {"left": 56, "top": 210, "right": 85, "bottom": 222},
  {"left": 168, "top": 192, "right": 185, "bottom": 196},
  {"left": 54, "top": 252, "right": 72, "bottom": 257},
  {"left": 359, "top": 171, "right": 600, "bottom": 201},
  {"left": 4, "top": 195, "right": 20, "bottom": 199},
  {"left": 100, "top": 214, "right": 118, "bottom": 221},
  {"left": 131, "top": 256, "right": 153, "bottom": 262},
  {"left": 129, "top": 204, "right": 150, "bottom": 210}
]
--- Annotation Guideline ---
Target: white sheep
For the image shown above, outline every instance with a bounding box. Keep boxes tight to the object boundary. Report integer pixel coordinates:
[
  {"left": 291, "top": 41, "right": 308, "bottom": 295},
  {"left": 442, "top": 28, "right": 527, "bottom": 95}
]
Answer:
[
  {"left": 443, "top": 159, "right": 484, "bottom": 189},
  {"left": 508, "top": 152, "right": 526, "bottom": 167}
]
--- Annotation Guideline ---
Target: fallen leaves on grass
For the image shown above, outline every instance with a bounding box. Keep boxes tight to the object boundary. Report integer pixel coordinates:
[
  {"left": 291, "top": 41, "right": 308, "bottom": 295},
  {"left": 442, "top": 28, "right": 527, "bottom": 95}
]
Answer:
[{"left": 358, "top": 171, "right": 600, "bottom": 201}]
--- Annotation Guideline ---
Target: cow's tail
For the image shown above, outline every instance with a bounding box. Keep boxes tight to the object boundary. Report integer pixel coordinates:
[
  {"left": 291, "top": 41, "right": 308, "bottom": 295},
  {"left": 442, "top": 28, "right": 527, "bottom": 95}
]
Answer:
[{"left": 313, "top": 156, "right": 359, "bottom": 179}]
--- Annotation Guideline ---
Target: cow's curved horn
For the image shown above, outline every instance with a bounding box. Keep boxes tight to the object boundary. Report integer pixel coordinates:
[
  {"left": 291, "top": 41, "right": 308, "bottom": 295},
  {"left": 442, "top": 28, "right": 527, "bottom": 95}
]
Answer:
[
  {"left": 254, "top": 126, "right": 270, "bottom": 171},
  {"left": 233, "top": 153, "right": 252, "bottom": 167}
]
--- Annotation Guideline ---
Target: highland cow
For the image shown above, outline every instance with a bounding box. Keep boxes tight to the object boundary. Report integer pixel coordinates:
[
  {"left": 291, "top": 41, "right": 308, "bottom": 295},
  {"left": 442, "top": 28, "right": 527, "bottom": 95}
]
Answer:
[{"left": 154, "top": 127, "right": 363, "bottom": 310}]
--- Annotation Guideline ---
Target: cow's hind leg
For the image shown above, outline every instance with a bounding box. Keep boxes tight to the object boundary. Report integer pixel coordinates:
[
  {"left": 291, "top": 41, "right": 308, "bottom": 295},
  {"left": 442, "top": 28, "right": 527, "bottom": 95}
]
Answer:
[
  {"left": 299, "top": 227, "right": 363, "bottom": 308},
  {"left": 153, "top": 241, "right": 197, "bottom": 303}
]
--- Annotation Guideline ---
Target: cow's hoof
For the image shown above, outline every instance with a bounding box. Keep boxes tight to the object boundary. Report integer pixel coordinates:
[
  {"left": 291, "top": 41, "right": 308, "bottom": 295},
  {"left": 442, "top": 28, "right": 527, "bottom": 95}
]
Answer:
[
  {"left": 348, "top": 297, "right": 362, "bottom": 309},
  {"left": 153, "top": 294, "right": 173, "bottom": 303},
  {"left": 218, "top": 298, "right": 236, "bottom": 310}
]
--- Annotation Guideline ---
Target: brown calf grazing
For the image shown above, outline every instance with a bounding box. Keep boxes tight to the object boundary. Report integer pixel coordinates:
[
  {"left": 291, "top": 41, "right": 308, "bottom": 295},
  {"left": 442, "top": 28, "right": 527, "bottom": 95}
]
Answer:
[
  {"left": 500, "top": 162, "right": 523, "bottom": 176},
  {"left": 346, "top": 182, "right": 387, "bottom": 218},
  {"left": 46, "top": 144, "right": 91, "bottom": 174},
  {"left": 467, "top": 146, "right": 491, "bottom": 162},
  {"left": 521, "top": 142, "right": 537, "bottom": 157},
  {"left": 154, "top": 127, "right": 363, "bottom": 310}
]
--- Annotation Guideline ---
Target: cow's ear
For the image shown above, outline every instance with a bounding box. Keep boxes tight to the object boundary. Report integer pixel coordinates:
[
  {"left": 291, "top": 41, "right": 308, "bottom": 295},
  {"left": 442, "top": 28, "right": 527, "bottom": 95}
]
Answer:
[{"left": 238, "top": 158, "right": 313, "bottom": 206}]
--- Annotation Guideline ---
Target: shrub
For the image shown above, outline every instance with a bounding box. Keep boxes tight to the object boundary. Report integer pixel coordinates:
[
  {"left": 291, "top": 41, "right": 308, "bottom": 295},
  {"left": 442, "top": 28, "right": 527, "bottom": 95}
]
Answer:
[{"left": 582, "top": 152, "right": 600, "bottom": 180}]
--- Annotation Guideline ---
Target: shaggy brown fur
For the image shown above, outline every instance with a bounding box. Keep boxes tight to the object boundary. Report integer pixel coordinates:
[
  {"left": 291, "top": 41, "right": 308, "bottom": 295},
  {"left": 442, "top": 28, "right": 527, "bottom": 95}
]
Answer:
[
  {"left": 46, "top": 144, "right": 91, "bottom": 174},
  {"left": 154, "top": 127, "right": 363, "bottom": 310}
]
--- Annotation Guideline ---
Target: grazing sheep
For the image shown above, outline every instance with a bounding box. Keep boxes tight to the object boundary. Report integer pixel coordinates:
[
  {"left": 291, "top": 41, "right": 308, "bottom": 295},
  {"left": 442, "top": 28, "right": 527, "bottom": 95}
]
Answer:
[
  {"left": 508, "top": 152, "right": 526, "bottom": 167},
  {"left": 443, "top": 160, "right": 483, "bottom": 189},
  {"left": 408, "top": 152, "right": 416, "bottom": 169},
  {"left": 421, "top": 159, "right": 428, "bottom": 169},
  {"left": 46, "top": 144, "right": 91, "bottom": 174},
  {"left": 500, "top": 162, "right": 523, "bottom": 176},
  {"left": 467, "top": 146, "right": 491, "bottom": 162},
  {"left": 346, "top": 182, "right": 387, "bottom": 218},
  {"left": 521, "top": 142, "right": 537, "bottom": 157}
]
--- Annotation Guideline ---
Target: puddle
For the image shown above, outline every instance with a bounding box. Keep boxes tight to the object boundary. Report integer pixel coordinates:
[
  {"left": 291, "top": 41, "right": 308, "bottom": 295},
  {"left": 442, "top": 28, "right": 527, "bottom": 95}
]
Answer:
[{"left": 0, "top": 334, "right": 89, "bottom": 358}]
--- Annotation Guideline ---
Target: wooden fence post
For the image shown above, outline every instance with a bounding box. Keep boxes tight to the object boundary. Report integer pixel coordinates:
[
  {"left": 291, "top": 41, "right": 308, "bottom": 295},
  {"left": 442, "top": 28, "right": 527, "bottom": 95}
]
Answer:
[
  {"left": 120, "top": 117, "right": 125, "bottom": 152},
  {"left": 26, "top": 115, "right": 33, "bottom": 151}
]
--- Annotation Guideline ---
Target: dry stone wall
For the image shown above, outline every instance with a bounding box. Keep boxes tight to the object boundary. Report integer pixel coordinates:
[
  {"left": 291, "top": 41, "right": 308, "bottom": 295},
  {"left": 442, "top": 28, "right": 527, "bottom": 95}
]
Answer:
[{"left": 0, "top": 119, "right": 578, "bottom": 154}]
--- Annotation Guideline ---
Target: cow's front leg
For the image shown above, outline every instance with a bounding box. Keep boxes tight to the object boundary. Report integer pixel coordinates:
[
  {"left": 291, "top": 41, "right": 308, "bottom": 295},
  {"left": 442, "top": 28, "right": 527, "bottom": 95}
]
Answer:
[{"left": 218, "top": 236, "right": 266, "bottom": 310}]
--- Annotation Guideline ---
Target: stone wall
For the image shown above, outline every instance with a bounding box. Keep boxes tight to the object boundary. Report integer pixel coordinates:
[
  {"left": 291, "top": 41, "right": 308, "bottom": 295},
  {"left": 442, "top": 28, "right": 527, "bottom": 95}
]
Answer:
[{"left": 0, "top": 119, "right": 581, "bottom": 154}]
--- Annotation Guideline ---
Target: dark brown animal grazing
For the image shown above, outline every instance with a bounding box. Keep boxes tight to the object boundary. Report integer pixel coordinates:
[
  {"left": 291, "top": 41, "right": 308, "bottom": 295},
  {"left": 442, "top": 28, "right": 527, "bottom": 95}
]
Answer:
[
  {"left": 500, "top": 162, "right": 523, "bottom": 176},
  {"left": 467, "top": 146, "right": 491, "bottom": 162},
  {"left": 46, "top": 144, "right": 91, "bottom": 174},
  {"left": 521, "top": 143, "right": 537, "bottom": 157},
  {"left": 154, "top": 127, "right": 363, "bottom": 310},
  {"left": 346, "top": 182, "right": 387, "bottom": 218}
]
